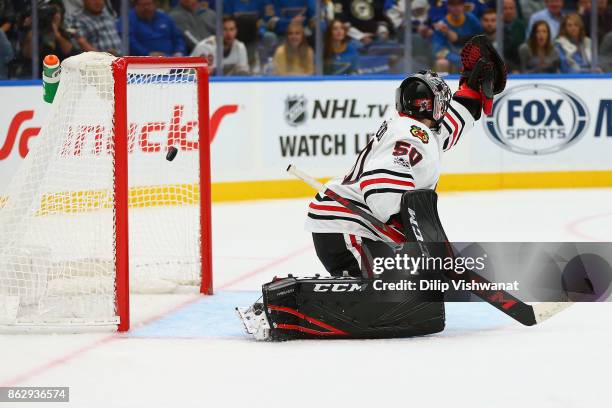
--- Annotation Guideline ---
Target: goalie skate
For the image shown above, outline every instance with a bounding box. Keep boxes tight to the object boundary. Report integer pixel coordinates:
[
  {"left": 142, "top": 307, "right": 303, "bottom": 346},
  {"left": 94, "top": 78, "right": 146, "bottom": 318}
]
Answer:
[{"left": 236, "top": 303, "right": 270, "bottom": 341}]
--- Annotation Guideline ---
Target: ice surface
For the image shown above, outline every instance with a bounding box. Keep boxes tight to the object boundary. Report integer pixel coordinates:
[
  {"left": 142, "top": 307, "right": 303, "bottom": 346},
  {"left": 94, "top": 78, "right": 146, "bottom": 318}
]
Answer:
[{"left": 1, "top": 188, "right": 611, "bottom": 407}]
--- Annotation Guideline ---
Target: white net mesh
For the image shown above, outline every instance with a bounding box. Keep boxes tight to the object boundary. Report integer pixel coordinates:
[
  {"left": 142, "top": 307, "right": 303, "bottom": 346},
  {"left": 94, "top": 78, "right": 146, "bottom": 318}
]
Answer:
[{"left": 0, "top": 52, "right": 203, "bottom": 328}]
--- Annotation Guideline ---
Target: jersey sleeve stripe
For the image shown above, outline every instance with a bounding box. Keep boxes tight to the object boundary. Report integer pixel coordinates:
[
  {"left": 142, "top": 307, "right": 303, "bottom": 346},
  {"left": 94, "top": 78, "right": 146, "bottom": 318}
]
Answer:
[
  {"left": 444, "top": 111, "right": 460, "bottom": 148},
  {"left": 307, "top": 213, "right": 383, "bottom": 240},
  {"left": 308, "top": 208, "right": 405, "bottom": 243},
  {"left": 359, "top": 178, "right": 415, "bottom": 190},
  {"left": 447, "top": 104, "right": 466, "bottom": 147},
  {"left": 309, "top": 202, "right": 354, "bottom": 214},
  {"left": 448, "top": 104, "right": 466, "bottom": 128},
  {"left": 441, "top": 120, "right": 452, "bottom": 150},
  {"left": 315, "top": 193, "right": 370, "bottom": 211},
  {"left": 360, "top": 169, "right": 414, "bottom": 180},
  {"left": 363, "top": 187, "right": 412, "bottom": 202}
]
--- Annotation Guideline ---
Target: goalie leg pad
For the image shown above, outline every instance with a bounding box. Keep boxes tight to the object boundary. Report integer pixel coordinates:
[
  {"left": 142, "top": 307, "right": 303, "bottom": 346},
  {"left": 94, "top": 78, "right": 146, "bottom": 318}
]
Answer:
[
  {"left": 261, "top": 275, "right": 445, "bottom": 341},
  {"left": 399, "top": 189, "right": 472, "bottom": 301},
  {"left": 400, "top": 189, "right": 450, "bottom": 251}
]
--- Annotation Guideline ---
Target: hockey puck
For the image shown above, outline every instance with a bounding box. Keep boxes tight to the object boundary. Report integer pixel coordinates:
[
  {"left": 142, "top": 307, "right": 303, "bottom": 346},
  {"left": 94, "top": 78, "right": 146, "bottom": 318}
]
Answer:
[{"left": 166, "top": 146, "right": 178, "bottom": 161}]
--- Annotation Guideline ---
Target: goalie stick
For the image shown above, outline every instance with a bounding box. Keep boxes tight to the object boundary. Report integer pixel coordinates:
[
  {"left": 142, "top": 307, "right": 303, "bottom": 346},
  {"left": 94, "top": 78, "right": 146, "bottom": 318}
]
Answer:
[{"left": 287, "top": 164, "right": 574, "bottom": 326}]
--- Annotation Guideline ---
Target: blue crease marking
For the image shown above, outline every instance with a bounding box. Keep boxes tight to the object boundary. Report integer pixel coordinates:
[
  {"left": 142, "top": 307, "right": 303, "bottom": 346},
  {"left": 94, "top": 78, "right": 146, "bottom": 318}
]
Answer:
[
  {"left": 128, "top": 291, "right": 510, "bottom": 339},
  {"left": 129, "top": 291, "right": 259, "bottom": 338}
]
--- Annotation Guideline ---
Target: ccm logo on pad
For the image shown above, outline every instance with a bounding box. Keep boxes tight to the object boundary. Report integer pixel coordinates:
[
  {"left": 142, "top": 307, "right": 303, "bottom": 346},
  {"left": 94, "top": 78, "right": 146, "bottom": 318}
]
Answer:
[{"left": 313, "top": 283, "right": 367, "bottom": 292}]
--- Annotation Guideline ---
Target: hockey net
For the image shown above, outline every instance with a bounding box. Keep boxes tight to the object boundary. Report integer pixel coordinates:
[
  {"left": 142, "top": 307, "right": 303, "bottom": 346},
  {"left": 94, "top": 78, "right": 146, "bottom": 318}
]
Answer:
[{"left": 0, "top": 52, "right": 212, "bottom": 331}]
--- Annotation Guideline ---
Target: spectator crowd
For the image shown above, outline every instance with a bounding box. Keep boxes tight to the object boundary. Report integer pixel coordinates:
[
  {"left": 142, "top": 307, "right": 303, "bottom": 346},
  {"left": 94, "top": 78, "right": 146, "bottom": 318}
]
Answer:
[{"left": 1, "top": 0, "right": 612, "bottom": 79}]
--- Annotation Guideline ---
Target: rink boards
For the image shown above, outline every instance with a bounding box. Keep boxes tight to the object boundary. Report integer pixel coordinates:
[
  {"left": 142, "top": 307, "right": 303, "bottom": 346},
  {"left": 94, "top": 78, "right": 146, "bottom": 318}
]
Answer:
[{"left": 1, "top": 75, "right": 611, "bottom": 201}]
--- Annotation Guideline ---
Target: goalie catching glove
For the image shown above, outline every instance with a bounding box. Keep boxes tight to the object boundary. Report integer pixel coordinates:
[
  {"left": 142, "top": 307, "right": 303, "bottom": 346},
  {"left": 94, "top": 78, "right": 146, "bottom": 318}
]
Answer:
[{"left": 454, "top": 35, "right": 507, "bottom": 118}]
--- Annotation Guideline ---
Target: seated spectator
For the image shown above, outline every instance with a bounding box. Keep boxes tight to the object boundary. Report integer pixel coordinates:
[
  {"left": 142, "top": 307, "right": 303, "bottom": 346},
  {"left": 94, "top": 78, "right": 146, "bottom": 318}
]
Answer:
[
  {"left": 480, "top": 8, "right": 496, "bottom": 44},
  {"left": 429, "top": 0, "right": 494, "bottom": 24},
  {"left": 386, "top": 0, "right": 433, "bottom": 39},
  {"left": 519, "top": 0, "right": 545, "bottom": 22},
  {"left": 599, "top": 31, "right": 612, "bottom": 72},
  {"left": 429, "top": 0, "right": 447, "bottom": 24},
  {"left": 518, "top": 20, "right": 560, "bottom": 72},
  {"left": 272, "top": 21, "right": 314, "bottom": 75},
  {"left": 120, "top": 0, "right": 185, "bottom": 56},
  {"left": 555, "top": 13, "right": 593, "bottom": 73},
  {"left": 432, "top": 0, "right": 482, "bottom": 73},
  {"left": 323, "top": 19, "right": 358, "bottom": 75},
  {"left": 478, "top": 5, "right": 527, "bottom": 72},
  {"left": 526, "top": 0, "right": 563, "bottom": 38},
  {"left": 63, "top": 0, "right": 86, "bottom": 19},
  {"left": 265, "top": 0, "right": 315, "bottom": 36},
  {"left": 191, "top": 17, "right": 249, "bottom": 75},
  {"left": 189, "top": 40, "right": 215, "bottom": 75},
  {"left": 169, "top": 0, "right": 215, "bottom": 53},
  {"left": 63, "top": 0, "right": 118, "bottom": 19},
  {"left": 1, "top": 0, "right": 15, "bottom": 35},
  {"left": 385, "top": 0, "right": 434, "bottom": 71},
  {"left": 0, "top": 25, "right": 12, "bottom": 79},
  {"left": 577, "top": 0, "right": 590, "bottom": 13},
  {"left": 225, "top": 0, "right": 274, "bottom": 74},
  {"left": 463, "top": 0, "right": 495, "bottom": 18},
  {"left": 322, "top": 0, "right": 335, "bottom": 23},
  {"left": 332, "top": 0, "right": 394, "bottom": 45},
  {"left": 68, "top": 0, "right": 121, "bottom": 55},
  {"left": 62, "top": 0, "right": 117, "bottom": 21},
  {"left": 5, "top": 1, "right": 28, "bottom": 78},
  {"left": 503, "top": 0, "right": 526, "bottom": 72},
  {"left": 225, "top": 0, "right": 266, "bottom": 43},
  {"left": 23, "top": 1, "right": 79, "bottom": 74},
  {"left": 580, "top": 0, "right": 612, "bottom": 43}
]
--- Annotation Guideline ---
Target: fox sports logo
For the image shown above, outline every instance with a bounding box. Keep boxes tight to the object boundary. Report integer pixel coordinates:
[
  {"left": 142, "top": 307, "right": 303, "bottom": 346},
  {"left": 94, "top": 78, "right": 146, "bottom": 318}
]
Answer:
[{"left": 484, "top": 84, "right": 589, "bottom": 155}]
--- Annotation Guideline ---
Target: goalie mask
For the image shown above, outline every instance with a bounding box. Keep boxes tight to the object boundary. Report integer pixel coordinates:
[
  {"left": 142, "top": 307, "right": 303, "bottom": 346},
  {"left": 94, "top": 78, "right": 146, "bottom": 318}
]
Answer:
[{"left": 395, "top": 71, "right": 451, "bottom": 126}]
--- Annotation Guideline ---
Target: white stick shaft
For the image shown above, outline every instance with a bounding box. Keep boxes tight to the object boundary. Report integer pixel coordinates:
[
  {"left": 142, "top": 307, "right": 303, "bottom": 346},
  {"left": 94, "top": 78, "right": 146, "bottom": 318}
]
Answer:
[
  {"left": 287, "top": 165, "right": 325, "bottom": 191},
  {"left": 533, "top": 302, "right": 574, "bottom": 324}
]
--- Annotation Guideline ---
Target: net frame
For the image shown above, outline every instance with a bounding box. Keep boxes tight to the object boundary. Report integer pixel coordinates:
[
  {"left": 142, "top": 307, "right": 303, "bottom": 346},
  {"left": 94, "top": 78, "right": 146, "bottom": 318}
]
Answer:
[
  {"left": 112, "top": 56, "right": 212, "bottom": 332},
  {"left": 0, "top": 55, "right": 212, "bottom": 332}
]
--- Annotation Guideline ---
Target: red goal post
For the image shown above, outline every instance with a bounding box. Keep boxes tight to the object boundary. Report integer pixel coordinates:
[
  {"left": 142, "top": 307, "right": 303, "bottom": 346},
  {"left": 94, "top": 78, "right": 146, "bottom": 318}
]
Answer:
[{"left": 113, "top": 57, "right": 213, "bottom": 331}]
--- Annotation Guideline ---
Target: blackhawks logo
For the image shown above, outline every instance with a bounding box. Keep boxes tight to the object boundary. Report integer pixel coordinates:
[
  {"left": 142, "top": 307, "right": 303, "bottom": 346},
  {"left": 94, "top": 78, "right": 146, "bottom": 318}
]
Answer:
[{"left": 410, "top": 125, "right": 429, "bottom": 144}]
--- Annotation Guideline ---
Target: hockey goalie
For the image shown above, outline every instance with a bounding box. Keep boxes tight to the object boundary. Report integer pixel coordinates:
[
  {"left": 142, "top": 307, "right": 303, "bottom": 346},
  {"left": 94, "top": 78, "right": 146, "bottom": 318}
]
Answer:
[{"left": 237, "top": 35, "right": 507, "bottom": 341}]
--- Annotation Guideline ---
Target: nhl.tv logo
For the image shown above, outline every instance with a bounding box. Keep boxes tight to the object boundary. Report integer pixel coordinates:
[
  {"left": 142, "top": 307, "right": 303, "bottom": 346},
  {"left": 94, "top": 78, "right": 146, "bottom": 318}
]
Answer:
[
  {"left": 484, "top": 84, "right": 589, "bottom": 155},
  {"left": 284, "top": 95, "right": 308, "bottom": 127}
]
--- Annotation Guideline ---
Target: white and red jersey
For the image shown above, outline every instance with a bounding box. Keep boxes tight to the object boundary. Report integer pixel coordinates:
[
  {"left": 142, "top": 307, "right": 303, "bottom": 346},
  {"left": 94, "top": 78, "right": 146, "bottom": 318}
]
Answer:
[{"left": 305, "top": 100, "right": 474, "bottom": 243}]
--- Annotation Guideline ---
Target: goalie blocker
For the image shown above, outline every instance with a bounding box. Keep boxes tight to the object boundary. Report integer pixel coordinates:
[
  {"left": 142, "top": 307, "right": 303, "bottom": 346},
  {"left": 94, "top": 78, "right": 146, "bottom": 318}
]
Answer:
[{"left": 237, "top": 190, "right": 452, "bottom": 341}]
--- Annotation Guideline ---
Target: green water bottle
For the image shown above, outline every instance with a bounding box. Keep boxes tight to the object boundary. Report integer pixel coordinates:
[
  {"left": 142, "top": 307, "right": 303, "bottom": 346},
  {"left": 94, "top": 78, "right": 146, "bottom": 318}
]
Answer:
[{"left": 42, "top": 54, "right": 61, "bottom": 104}]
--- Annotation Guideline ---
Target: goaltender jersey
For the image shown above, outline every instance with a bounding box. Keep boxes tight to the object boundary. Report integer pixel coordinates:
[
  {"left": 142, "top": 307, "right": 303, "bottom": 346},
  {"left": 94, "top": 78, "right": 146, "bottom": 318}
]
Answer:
[{"left": 305, "top": 100, "right": 474, "bottom": 243}]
